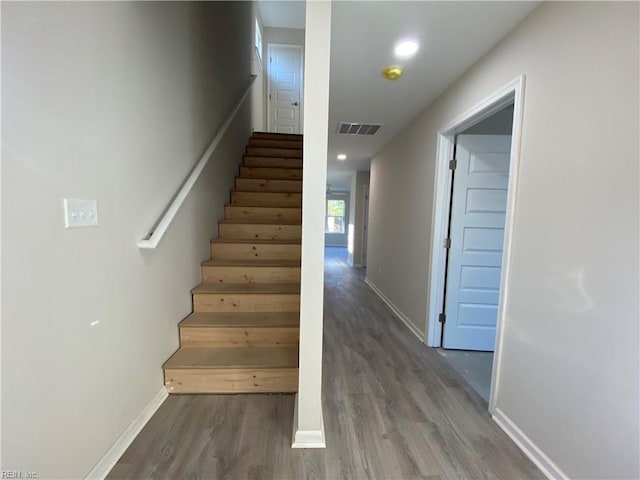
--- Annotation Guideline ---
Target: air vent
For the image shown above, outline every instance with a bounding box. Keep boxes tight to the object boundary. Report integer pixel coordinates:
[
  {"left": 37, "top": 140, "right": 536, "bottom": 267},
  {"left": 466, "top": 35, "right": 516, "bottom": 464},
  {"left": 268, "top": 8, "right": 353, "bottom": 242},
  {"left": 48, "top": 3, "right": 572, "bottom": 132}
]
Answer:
[{"left": 337, "top": 122, "right": 383, "bottom": 136}]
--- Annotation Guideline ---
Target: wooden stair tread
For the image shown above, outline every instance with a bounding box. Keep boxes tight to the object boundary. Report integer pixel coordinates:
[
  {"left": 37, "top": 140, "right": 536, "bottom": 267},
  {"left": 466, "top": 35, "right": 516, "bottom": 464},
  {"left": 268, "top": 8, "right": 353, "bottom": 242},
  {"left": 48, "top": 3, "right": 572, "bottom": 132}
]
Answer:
[
  {"left": 219, "top": 219, "right": 301, "bottom": 225},
  {"left": 211, "top": 238, "right": 301, "bottom": 245},
  {"left": 245, "top": 148, "right": 302, "bottom": 159},
  {"left": 236, "top": 177, "right": 302, "bottom": 182},
  {"left": 192, "top": 283, "right": 301, "bottom": 294},
  {"left": 224, "top": 204, "right": 301, "bottom": 210},
  {"left": 202, "top": 258, "right": 300, "bottom": 267},
  {"left": 180, "top": 312, "right": 299, "bottom": 328},
  {"left": 240, "top": 165, "right": 302, "bottom": 170},
  {"left": 243, "top": 156, "right": 303, "bottom": 166},
  {"left": 163, "top": 346, "right": 299, "bottom": 369}
]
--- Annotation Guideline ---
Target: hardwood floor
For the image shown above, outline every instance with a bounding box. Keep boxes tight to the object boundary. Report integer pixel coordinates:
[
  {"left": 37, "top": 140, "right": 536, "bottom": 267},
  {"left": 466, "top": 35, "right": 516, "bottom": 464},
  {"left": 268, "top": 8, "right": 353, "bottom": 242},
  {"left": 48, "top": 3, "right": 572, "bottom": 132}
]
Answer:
[{"left": 108, "top": 247, "right": 542, "bottom": 479}]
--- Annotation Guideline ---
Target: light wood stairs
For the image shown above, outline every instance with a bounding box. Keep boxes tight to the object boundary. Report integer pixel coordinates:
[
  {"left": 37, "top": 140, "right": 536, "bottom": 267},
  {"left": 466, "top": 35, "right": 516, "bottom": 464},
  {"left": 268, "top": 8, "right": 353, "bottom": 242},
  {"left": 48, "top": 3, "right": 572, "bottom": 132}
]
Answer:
[{"left": 163, "top": 132, "right": 303, "bottom": 394}]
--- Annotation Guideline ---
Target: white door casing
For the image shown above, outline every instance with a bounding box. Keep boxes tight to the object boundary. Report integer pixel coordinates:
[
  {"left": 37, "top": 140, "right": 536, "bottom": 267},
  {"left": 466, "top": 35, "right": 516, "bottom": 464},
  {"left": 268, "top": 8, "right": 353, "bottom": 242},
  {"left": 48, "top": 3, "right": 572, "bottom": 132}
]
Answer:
[
  {"left": 267, "top": 44, "right": 303, "bottom": 134},
  {"left": 362, "top": 186, "right": 370, "bottom": 268},
  {"left": 443, "top": 134, "right": 511, "bottom": 351}
]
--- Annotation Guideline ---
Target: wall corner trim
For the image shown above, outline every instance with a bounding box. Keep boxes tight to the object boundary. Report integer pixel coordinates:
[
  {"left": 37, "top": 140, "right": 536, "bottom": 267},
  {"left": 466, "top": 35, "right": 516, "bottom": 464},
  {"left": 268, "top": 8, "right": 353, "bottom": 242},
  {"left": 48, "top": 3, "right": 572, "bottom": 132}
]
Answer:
[
  {"left": 291, "top": 394, "right": 326, "bottom": 448},
  {"left": 364, "top": 277, "right": 425, "bottom": 342},
  {"left": 85, "top": 387, "right": 168, "bottom": 479},
  {"left": 492, "top": 407, "right": 567, "bottom": 480}
]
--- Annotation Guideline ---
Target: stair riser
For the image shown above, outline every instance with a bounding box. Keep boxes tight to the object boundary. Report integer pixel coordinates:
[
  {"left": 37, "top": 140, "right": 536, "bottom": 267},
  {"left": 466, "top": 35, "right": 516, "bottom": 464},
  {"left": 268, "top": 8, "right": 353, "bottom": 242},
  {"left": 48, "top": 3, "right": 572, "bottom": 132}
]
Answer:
[
  {"left": 252, "top": 132, "right": 302, "bottom": 141},
  {"left": 211, "top": 243, "right": 301, "bottom": 260},
  {"left": 243, "top": 156, "right": 303, "bottom": 168},
  {"left": 236, "top": 178, "right": 302, "bottom": 193},
  {"left": 218, "top": 223, "right": 302, "bottom": 240},
  {"left": 248, "top": 138, "right": 303, "bottom": 149},
  {"left": 201, "top": 265, "right": 301, "bottom": 284},
  {"left": 164, "top": 368, "right": 298, "bottom": 394},
  {"left": 180, "top": 326, "right": 299, "bottom": 347},
  {"left": 225, "top": 206, "right": 302, "bottom": 223},
  {"left": 239, "top": 166, "right": 303, "bottom": 180},
  {"left": 193, "top": 293, "right": 301, "bottom": 313},
  {"left": 231, "top": 191, "right": 302, "bottom": 207},
  {"left": 246, "top": 147, "right": 302, "bottom": 158}
]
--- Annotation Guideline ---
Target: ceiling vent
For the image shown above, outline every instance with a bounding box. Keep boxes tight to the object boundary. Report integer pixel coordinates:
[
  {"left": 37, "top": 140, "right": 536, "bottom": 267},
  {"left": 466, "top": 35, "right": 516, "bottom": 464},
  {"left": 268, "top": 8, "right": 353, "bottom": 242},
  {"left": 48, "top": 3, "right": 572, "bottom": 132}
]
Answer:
[{"left": 337, "top": 122, "right": 383, "bottom": 136}]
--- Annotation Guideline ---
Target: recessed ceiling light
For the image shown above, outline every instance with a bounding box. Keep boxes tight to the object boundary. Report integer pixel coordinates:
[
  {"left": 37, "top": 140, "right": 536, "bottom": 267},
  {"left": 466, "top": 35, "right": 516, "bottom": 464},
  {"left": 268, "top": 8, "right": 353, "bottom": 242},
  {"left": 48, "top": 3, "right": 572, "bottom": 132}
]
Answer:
[
  {"left": 395, "top": 40, "right": 419, "bottom": 58},
  {"left": 337, "top": 154, "right": 347, "bottom": 160}
]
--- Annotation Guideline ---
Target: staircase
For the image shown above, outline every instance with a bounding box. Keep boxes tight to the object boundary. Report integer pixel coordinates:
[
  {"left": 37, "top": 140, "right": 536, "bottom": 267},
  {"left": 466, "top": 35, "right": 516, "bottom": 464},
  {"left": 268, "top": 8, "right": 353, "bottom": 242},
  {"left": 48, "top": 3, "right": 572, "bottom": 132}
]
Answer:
[{"left": 163, "top": 132, "right": 303, "bottom": 394}]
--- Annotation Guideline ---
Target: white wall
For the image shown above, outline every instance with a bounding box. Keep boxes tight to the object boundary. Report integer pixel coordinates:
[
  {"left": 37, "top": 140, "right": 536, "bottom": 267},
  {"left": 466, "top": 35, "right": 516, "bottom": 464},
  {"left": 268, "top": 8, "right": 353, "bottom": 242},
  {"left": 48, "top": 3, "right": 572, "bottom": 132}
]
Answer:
[
  {"left": 367, "top": 2, "right": 639, "bottom": 479},
  {"left": 347, "top": 171, "right": 370, "bottom": 266},
  {"left": 1, "top": 2, "right": 254, "bottom": 477}
]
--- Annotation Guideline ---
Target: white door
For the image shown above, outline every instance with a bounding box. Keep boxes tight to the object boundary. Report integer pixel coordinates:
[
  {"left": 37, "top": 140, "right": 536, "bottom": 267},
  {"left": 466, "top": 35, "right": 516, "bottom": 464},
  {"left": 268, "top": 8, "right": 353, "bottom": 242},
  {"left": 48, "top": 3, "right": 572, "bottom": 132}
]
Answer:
[
  {"left": 443, "top": 134, "right": 511, "bottom": 350},
  {"left": 362, "top": 186, "right": 370, "bottom": 267},
  {"left": 268, "top": 44, "right": 302, "bottom": 134}
]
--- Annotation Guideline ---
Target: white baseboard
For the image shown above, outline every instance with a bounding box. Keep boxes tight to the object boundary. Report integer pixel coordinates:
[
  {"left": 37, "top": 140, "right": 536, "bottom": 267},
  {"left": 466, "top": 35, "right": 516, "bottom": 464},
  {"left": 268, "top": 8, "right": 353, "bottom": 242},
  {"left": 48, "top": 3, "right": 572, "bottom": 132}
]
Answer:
[
  {"left": 492, "top": 407, "right": 567, "bottom": 480},
  {"left": 291, "top": 393, "right": 326, "bottom": 448},
  {"left": 364, "top": 277, "right": 425, "bottom": 342},
  {"left": 85, "top": 386, "right": 168, "bottom": 479}
]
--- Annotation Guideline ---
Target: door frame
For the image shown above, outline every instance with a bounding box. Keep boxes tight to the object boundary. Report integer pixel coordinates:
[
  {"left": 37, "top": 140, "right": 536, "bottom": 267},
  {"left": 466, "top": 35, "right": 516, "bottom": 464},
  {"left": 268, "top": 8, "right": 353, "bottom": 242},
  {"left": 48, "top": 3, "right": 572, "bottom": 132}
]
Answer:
[
  {"left": 361, "top": 185, "right": 370, "bottom": 267},
  {"left": 266, "top": 43, "right": 304, "bottom": 134},
  {"left": 425, "top": 75, "right": 525, "bottom": 412}
]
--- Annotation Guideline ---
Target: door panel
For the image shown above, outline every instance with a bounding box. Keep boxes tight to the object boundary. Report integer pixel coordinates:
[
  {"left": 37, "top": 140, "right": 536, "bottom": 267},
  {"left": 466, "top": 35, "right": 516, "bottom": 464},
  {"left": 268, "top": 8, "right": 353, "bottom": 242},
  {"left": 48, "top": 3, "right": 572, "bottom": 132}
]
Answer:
[
  {"left": 269, "top": 45, "right": 302, "bottom": 134},
  {"left": 443, "top": 134, "right": 511, "bottom": 351}
]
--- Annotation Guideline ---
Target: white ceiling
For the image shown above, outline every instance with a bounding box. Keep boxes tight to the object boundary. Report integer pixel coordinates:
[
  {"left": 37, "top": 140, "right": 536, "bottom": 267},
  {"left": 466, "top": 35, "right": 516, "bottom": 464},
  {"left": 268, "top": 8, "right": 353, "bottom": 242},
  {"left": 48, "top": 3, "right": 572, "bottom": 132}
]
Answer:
[
  {"left": 258, "top": 0, "right": 306, "bottom": 29},
  {"left": 257, "top": 1, "right": 539, "bottom": 190}
]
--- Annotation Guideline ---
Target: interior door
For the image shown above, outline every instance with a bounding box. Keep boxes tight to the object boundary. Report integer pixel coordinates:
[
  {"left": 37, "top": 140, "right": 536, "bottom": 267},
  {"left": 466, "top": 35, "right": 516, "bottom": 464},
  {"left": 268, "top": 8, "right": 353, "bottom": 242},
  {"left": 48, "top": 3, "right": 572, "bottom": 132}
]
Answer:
[
  {"left": 268, "top": 44, "right": 302, "bottom": 134},
  {"left": 443, "top": 134, "right": 511, "bottom": 351}
]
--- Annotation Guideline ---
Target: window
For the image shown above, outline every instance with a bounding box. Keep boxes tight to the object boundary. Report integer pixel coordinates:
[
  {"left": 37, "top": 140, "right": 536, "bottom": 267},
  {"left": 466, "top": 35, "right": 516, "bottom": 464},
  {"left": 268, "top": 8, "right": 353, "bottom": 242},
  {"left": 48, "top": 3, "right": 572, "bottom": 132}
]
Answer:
[
  {"left": 326, "top": 199, "right": 346, "bottom": 234},
  {"left": 254, "top": 18, "right": 263, "bottom": 62}
]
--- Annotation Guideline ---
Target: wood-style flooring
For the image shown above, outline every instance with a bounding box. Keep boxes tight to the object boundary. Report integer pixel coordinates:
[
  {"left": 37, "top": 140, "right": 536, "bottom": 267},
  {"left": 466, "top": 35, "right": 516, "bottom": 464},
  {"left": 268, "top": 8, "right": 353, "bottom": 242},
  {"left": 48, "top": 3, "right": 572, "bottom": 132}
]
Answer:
[{"left": 108, "top": 247, "right": 542, "bottom": 480}]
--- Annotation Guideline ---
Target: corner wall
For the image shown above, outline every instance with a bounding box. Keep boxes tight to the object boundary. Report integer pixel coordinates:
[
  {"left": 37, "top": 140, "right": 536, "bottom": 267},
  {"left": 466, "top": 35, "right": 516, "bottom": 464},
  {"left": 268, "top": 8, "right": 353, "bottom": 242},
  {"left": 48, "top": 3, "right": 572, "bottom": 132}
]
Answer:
[
  {"left": 367, "top": 2, "right": 639, "bottom": 479},
  {"left": 1, "top": 2, "right": 254, "bottom": 477}
]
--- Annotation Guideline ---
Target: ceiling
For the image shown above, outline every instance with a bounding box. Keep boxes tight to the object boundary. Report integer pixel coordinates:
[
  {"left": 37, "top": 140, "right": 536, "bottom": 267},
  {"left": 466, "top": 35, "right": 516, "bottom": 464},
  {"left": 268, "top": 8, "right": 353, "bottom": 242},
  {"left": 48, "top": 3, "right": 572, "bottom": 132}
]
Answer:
[{"left": 258, "top": 1, "right": 539, "bottom": 190}]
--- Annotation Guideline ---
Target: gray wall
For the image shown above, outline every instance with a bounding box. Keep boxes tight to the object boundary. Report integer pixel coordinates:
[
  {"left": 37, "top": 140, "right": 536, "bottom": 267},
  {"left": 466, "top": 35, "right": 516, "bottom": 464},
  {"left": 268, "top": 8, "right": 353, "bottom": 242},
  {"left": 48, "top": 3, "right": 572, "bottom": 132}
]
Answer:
[
  {"left": 1, "top": 2, "right": 255, "bottom": 477},
  {"left": 264, "top": 26, "right": 306, "bottom": 51},
  {"left": 367, "top": 2, "right": 638, "bottom": 479}
]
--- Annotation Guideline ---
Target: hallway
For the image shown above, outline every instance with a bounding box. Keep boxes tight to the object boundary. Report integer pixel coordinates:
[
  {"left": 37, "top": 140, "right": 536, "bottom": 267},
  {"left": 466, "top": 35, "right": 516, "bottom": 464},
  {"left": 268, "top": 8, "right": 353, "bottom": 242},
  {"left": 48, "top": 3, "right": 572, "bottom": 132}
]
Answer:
[{"left": 108, "top": 248, "right": 542, "bottom": 479}]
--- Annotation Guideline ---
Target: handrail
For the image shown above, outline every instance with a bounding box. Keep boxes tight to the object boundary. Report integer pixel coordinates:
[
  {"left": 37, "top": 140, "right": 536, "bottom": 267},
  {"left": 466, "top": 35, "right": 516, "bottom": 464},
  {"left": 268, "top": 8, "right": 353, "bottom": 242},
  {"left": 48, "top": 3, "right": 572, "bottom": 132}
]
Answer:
[{"left": 138, "top": 74, "right": 257, "bottom": 249}]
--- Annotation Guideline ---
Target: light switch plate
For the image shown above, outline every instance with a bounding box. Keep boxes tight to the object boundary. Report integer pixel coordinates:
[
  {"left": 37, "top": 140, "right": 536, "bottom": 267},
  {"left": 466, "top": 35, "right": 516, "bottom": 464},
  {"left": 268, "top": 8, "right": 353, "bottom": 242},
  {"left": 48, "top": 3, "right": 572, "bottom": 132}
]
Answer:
[{"left": 63, "top": 198, "right": 99, "bottom": 228}]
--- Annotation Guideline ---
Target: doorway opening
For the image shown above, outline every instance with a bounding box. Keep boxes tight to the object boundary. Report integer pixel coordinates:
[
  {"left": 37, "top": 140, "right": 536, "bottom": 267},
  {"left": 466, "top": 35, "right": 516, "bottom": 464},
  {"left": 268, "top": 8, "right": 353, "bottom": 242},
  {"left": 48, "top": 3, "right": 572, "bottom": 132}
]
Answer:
[
  {"left": 426, "top": 76, "right": 525, "bottom": 410},
  {"left": 267, "top": 44, "right": 303, "bottom": 134}
]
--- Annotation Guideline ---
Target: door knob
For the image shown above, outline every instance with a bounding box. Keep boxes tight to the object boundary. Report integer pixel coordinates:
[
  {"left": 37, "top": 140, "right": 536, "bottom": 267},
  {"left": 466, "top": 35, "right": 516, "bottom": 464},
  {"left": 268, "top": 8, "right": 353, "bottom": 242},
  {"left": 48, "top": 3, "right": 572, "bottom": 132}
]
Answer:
[{"left": 292, "top": 102, "right": 299, "bottom": 106}]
